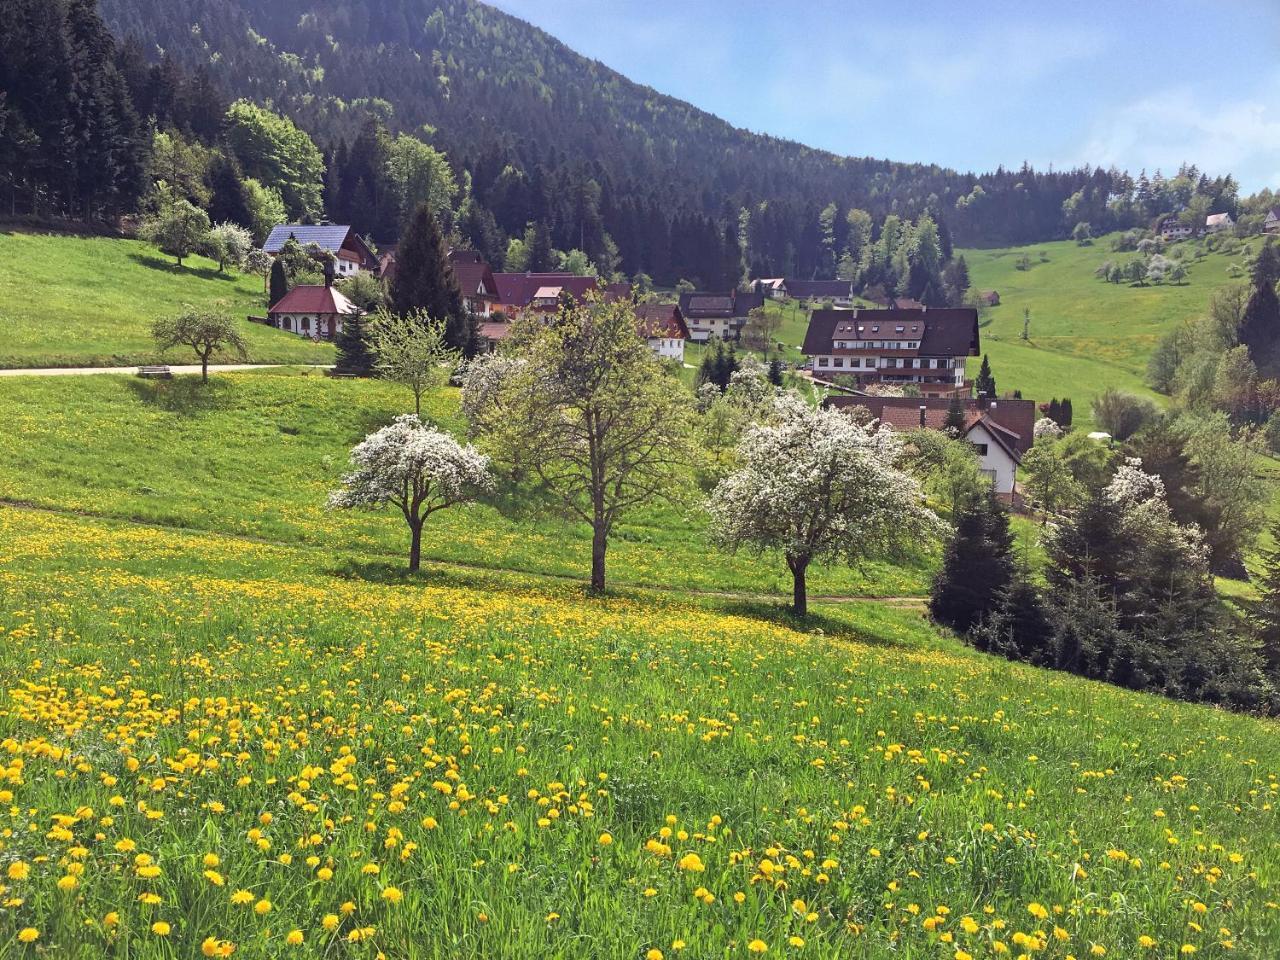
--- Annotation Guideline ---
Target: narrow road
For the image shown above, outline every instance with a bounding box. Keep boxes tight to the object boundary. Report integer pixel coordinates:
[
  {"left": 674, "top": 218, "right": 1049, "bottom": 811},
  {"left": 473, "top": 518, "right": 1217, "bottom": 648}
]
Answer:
[{"left": 0, "top": 363, "right": 332, "bottom": 378}]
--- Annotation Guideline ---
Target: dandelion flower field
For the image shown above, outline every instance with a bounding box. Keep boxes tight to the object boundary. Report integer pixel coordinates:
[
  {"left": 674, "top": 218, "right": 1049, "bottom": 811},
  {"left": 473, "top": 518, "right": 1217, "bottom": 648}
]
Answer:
[
  {"left": 0, "top": 505, "right": 1277, "bottom": 958},
  {"left": 0, "top": 373, "right": 1277, "bottom": 957}
]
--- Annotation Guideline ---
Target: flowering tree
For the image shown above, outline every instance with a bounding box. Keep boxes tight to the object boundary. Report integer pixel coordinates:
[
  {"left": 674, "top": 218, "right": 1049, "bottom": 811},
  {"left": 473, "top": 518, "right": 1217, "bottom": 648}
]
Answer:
[
  {"left": 1033, "top": 417, "right": 1063, "bottom": 442},
  {"left": 706, "top": 401, "right": 941, "bottom": 617},
  {"left": 329, "top": 415, "right": 491, "bottom": 572},
  {"left": 369, "top": 308, "right": 459, "bottom": 417}
]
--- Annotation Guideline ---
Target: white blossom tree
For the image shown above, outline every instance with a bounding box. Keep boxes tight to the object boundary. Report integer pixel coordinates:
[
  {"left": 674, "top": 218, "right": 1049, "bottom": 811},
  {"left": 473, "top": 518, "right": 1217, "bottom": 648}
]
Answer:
[
  {"left": 706, "top": 402, "right": 942, "bottom": 617},
  {"left": 328, "top": 415, "right": 491, "bottom": 572},
  {"left": 1033, "top": 417, "right": 1063, "bottom": 442}
]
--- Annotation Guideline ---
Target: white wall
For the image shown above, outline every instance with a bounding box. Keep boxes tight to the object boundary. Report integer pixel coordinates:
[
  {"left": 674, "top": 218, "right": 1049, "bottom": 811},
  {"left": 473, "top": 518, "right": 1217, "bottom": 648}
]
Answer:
[
  {"left": 967, "top": 422, "right": 1018, "bottom": 494},
  {"left": 649, "top": 337, "right": 685, "bottom": 361}
]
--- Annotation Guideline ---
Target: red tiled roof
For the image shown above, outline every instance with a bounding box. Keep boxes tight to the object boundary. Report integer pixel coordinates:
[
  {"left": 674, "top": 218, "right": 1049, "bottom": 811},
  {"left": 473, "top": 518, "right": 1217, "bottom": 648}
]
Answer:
[
  {"left": 268, "top": 285, "right": 359, "bottom": 316},
  {"left": 635, "top": 303, "right": 690, "bottom": 340},
  {"left": 492, "top": 273, "right": 603, "bottom": 308},
  {"left": 804, "top": 307, "right": 979, "bottom": 358},
  {"left": 825, "top": 396, "right": 1036, "bottom": 456}
]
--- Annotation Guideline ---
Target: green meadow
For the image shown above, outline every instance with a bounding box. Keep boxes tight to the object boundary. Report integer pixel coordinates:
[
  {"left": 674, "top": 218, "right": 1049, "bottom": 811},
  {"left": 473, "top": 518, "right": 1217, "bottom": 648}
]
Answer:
[
  {"left": 0, "top": 367, "right": 1277, "bottom": 958},
  {"left": 0, "top": 232, "right": 334, "bottom": 368}
]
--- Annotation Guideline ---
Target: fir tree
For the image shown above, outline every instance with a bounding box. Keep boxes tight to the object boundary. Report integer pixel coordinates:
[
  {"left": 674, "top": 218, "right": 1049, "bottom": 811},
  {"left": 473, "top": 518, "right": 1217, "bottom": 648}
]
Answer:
[
  {"left": 269, "top": 258, "right": 288, "bottom": 307},
  {"left": 390, "top": 203, "right": 471, "bottom": 353},
  {"left": 929, "top": 492, "right": 1016, "bottom": 635},
  {"left": 334, "top": 311, "right": 376, "bottom": 376},
  {"left": 975, "top": 354, "right": 996, "bottom": 397},
  {"left": 1061, "top": 398, "right": 1074, "bottom": 427},
  {"left": 206, "top": 151, "right": 253, "bottom": 230},
  {"left": 943, "top": 396, "right": 966, "bottom": 435},
  {"left": 767, "top": 358, "right": 784, "bottom": 386},
  {"left": 1250, "top": 520, "right": 1280, "bottom": 676},
  {"left": 1238, "top": 240, "right": 1280, "bottom": 368}
]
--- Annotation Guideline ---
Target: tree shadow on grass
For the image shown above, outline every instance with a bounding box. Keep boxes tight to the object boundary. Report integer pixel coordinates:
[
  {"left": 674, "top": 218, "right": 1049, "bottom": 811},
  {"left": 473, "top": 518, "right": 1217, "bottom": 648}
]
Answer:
[
  {"left": 714, "top": 598, "right": 918, "bottom": 650},
  {"left": 125, "top": 376, "right": 236, "bottom": 416},
  {"left": 126, "top": 251, "right": 236, "bottom": 283}
]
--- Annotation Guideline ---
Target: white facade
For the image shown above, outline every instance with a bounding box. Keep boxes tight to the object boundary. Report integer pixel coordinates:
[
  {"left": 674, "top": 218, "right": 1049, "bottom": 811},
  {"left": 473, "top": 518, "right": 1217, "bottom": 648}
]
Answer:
[
  {"left": 966, "top": 421, "right": 1018, "bottom": 494},
  {"left": 272, "top": 313, "right": 347, "bottom": 339},
  {"left": 648, "top": 337, "right": 685, "bottom": 362},
  {"left": 687, "top": 317, "right": 735, "bottom": 342},
  {"left": 334, "top": 255, "right": 363, "bottom": 277},
  {"left": 1265, "top": 211, "right": 1280, "bottom": 235},
  {"left": 1160, "top": 220, "right": 1194, "bottom": 241},
  {"left": 1205, "top": 213, "right": 1234, "bottom": 234}
]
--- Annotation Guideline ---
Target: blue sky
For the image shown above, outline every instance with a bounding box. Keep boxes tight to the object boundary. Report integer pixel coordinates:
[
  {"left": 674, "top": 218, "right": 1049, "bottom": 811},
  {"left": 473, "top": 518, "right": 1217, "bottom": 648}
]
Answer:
[{"left": 490, "top": 0, "right": 1280, "bottom": 193}]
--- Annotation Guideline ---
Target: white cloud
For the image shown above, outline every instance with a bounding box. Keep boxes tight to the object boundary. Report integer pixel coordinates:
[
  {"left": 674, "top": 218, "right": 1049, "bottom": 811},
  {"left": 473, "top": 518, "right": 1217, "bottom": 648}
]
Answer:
[{"left": 1071, "top": 74, "right": 1280, "bottom": 190}]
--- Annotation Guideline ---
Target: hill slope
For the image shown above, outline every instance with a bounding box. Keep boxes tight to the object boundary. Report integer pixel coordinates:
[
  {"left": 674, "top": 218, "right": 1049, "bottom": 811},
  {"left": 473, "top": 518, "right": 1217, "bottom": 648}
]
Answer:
[
  {"left": 0, "top": 369, "right": 1277, "bottom": 955},
  {"left": 960, "top": 234, "right": 1248, "bottom": 419},
  {"left": 0, "top": 233, "right": 333, "bottom": 368},
  {"left": 97, "top": 0, "right": 1134, "bottom": 255}
]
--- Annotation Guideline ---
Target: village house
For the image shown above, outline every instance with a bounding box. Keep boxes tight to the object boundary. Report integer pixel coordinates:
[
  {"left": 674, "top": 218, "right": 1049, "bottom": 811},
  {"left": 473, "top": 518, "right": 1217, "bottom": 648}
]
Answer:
[
  {"left": 753, "top": 278, "right": 787, "bottom": 299},
  {"left": 826, "top": 395, "right": 1036, "bottom": 496},
  {"left": 678, "top": 289, "right": 765, "bottom": 342},
  {"left": 979, "top": 290, "right": 1000, "bottom": 307},
  {"left": 262, "top": 278, "right": 360, "bottom": 340},
  {"left": 634, "top": 302, "right": 690, "bottom": 362},
  {"left": 1159, "top": 217, "right": 1195, "bottom": 241},
  {"left": 449, "top": 250, "right": 497, "bottom": 318},
  {"left": 1205, "top": 212, "right": 1234, "bottom": 234},
  {"left": 1265, "top": 208, "right": 1280, "bottom": 235},
  {"left": 802, "top": 305, "right": 980, "bottom": 398},
  {"left": 263, "top": 224, "right": 379, "bottom": 277},
  {"left": 782, "top": 279, "right": 854, "bottom": 305},
  {"left": 476, "top": 270, "right": 632, "bottom": 351}
]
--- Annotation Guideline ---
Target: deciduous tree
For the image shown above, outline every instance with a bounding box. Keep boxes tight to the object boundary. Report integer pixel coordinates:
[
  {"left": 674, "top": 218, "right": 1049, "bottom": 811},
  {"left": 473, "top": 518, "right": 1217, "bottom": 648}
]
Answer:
[{"left": 151, "top": 309, "right": 248, "bottom": 382}]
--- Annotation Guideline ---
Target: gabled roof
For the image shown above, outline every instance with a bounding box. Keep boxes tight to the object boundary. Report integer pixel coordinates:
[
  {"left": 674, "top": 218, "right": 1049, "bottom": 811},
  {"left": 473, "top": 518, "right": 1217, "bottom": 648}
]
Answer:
[
  {"left": 825, "top": 396, "right": 1036, "bottom": 457},
  {"left": 449, "top": 250, "right": 497, "bottom": 299},
  {"left": 264, "top": 224, "right": 353, "bottom": 254},
  {"left": 679, "top": 292, "right": 734, "bottom": 317},
  {"left": 803, "top": 307, "right": 980, "bottom": 357},
  {"left": 268, "top": 284, "right": 360, "bottom": 316},
  {"left": 784, "top": 279, "right": 853, "bottom": 300},
  {"left": 635, "top": 303, "right": 690, "bottom": 340},
  {"left": 1266, "top": 208, "right": 1280, "bottom": 220},
  {"left": 733, "top": 290, "right": 765, "bottom": 317},
  {"left": 492, "top": 273, "right": 602, "bottom": 308},
  {"left": 1206, "top": 212, "right": 1233, "bottom": 226}
]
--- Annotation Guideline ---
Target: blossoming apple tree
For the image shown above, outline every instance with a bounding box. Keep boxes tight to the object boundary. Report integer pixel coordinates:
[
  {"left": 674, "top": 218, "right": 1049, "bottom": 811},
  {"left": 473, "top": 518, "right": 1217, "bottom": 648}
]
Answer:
[{"left": 329, "top": 415, "right": 491, "bottom": 572}]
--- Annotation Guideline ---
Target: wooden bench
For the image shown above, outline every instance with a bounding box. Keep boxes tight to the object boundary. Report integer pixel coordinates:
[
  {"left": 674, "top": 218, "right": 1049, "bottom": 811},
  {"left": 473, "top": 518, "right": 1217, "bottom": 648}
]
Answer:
[{"left": 136, "top": 365, "right": 173, "bottom": 379}]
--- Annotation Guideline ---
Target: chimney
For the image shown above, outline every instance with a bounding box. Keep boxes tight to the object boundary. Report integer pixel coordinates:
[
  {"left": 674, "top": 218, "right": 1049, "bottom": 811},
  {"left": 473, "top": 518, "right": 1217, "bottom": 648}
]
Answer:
[
  {"left": 919, "top": 405, "right": 927, "bottom": 427},
  {"left": 323, "top": 258, "right": 335, "bottom": 288},
  {"left": 990, "top": 400, "right": 997, "bottom": 410},
  {"left": 852, "top": 307, "right": 858, "bottom": 318}
]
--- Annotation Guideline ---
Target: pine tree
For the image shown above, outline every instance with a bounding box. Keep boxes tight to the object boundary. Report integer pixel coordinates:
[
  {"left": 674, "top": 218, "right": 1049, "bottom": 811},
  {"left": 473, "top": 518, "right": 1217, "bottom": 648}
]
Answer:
[
  {"left": 1047, "top": 398, "right": 1061, "bottom": 425},
  {"left": 767, "top": 358, "right": 783, "bottom": 386},
  {"left": 1238, "top": 240, "right": 1280, "bottom": 368},
  {"left": 334, "top": 311, "right": 376, "bottom": 376},
  {"left": 206, "top": 151, "right": 253, "bottom": 230},
  {"left": 527, "top": 220, "right": 555, "bottom": 272},
  {"left": 391, "top": 203, "right": 471, "bottom": 353},
  {"left": 269, "top": 258, "right": 288, "bottom": 307},
  {"left": 1061, "top": 398, "right": 1074, "bottom": 427},
  {"left": 943, "top": 396, "right": 966, "bottom": 435},
  {"left": 929, "top": 492, "right": 1016, "bottom": 635},
  {"left": 975, "top": 354, "right": 996, "bottom": 397}
]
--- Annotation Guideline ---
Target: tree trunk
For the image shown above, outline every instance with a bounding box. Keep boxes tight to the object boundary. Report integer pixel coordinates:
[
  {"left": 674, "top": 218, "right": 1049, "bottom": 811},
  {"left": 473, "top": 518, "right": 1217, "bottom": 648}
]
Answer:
[
  {"left": 590, "top": 522, "right": 607, "bottom": 594},
  {"left": 201, "top": 351, "right": 210, "bottom": 383},
  {"left": 408, "top": 519, "right": 423, "bottom": 573},
  {"left": 788, "top": 554, "right": 810, "bottom": 618}
]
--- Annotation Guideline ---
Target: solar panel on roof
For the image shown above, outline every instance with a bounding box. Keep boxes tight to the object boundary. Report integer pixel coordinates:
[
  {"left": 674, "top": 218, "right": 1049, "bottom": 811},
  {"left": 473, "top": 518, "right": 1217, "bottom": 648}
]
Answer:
[{"left": 263, "top": 224, "right": 353, "bottom": 253}]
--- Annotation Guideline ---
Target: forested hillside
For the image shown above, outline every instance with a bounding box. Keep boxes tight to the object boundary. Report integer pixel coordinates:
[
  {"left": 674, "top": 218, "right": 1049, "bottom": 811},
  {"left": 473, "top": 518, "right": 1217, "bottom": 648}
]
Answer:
[{"left": 92, "top": 0, "right": 1239, "bottom": 277}]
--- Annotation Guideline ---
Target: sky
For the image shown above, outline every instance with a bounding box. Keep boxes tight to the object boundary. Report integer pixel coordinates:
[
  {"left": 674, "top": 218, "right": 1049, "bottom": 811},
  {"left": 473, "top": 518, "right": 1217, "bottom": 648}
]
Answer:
[{"left": 489, "top": 0, "right": 1280, "bottom": 193}]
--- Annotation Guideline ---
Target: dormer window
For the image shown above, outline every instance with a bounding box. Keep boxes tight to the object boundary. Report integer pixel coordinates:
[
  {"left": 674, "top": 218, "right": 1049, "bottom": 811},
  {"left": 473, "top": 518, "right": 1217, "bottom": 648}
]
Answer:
[
  {"left": 871, "top": 325, "right": 879, "bottom": 332},
  {"left": 896, "top": 325, "right": 905, "bottom": 333}
]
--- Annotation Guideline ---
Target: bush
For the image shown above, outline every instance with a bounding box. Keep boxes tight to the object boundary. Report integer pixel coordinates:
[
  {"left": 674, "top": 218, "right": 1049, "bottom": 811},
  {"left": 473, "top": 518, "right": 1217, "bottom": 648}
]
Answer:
[{"left": 1092, "top": 388, "right": 1157, "bottom": 441}]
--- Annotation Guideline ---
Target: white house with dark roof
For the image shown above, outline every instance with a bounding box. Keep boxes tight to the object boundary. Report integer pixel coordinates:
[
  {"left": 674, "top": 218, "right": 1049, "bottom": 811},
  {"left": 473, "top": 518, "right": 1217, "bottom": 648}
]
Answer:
[
  {"left": 262, "top": 224, "right": 378, "bottom": 277},
  {"left": 1205, "top": 212, "right": 1234, "bottom": 234}
]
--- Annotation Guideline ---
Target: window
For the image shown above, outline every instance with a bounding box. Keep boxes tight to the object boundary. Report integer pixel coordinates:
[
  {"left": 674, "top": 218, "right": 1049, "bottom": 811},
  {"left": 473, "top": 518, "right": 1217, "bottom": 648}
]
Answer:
[
  {"left": 301, "top": 317, "right": 311, "bottom": 332},
  {"left": 818, "top": 357, "right": 829, "bottom": 367},
  {"left": 971, "top": 443, "right": 989, "bottom": 456},
  {"left": 849, "top": 357, "right": 860, "bottom": 368},
  {"left": 833, "top": 358, "right": 844, "bottom": 368}
]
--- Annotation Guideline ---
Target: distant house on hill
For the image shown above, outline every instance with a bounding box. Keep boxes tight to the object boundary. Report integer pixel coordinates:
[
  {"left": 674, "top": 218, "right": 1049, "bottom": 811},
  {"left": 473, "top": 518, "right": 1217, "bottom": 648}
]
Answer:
[
  {"left": 826, "top": 395, "right": 1036, "bottom": 496},
  {"left": 477, "top": 271, "right": 632, "bottom": 351},
  {"left": 753, "top": 278, "right": 787, "bottom": 299},
  {"left": 635, "top": 302, "right": 689, "bottom": 362},
  {"left": 263, "top": 224, "right": 378, "bottom": 276},
  {"left": 678, "top": 289, "right": 765, "bottom": 342},
  {"left": 783, "top": 279, "right": 854, "bottom": 305},
  {"left": 449, "top": 250, "right": 497, "bottom": 318},
  {"left": 264, "top": 280, "right": 360, "bottom": 339},
  {"left": 1205, "top": 212, "right": 1234, "bottom": 234},
  {"left": 979, "top": 290, "right": 1000, "bottom": 307},
  {"left": 802, "top": 305, "right": 979, "bottom": 398},
  {"left": 1265, "top": 208, "right": 1280, "bottom": 235},
  {"left": 1159, "top": 218, "right": 1194, "bottom": 241}
]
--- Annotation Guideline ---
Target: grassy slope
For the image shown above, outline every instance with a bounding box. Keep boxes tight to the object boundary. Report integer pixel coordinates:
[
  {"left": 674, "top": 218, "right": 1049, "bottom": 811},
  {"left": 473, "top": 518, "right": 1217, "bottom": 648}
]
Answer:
[
  {"left": 0, "top": 371, "right": 931, "bottom": 599},
  {"left": 1, "top": 466, "right": 1278, "bottom": 957},
  {"left": 960, "top": 234, "right": 1246, "bottom": 424},
  {"left": 0, "top": 231, "right": 334, "bottom": 368}
]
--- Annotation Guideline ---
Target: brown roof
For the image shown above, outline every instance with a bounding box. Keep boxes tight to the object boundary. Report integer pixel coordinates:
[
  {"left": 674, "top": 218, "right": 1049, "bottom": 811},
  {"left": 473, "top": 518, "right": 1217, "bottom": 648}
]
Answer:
[
  {"left": 635, "top": 303, "right": 690, "bottom": 340},
  {"left": 492, "top": 273, "right": 603, "bottom": 309},
  {"left": 677, "top": 289, "right": 764, "bottom": 319},
  {"left": 268, "top": 284, "right": 359, "bottom": 316},
  {"left": 825, "top": 396, "right": 1036, "bottom": 457},
  {"left": 785, "top": 279, "right": 853, "bottom": 300},
  {"left": 479, "top": 320, "right": 512, "bottom": 342},
  {"left": 803, "top": 307, "right": 979, "bottom": 358}
]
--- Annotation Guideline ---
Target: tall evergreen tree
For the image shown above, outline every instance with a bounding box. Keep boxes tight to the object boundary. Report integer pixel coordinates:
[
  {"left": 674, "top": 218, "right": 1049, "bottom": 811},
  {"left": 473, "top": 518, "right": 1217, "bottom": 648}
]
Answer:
[
  {"left": 390, "top": 203, "right": 470, "bottom": 352},
  {"left": 206, "top": 151, "right": 253, "bottom": 229},
  {"left": 1250, "top": 520, "right": 1280, "bottom": 677},
  {"left": 1238, "top": 240, "right": 1280, "bottom": 368},
  {"left": 929, "top": 492, "right": 1016, "bottom": 634},
  {"left": 975, "top": 354, "right": 997, "bottom": 397},
  {"left": 269, "top": 257, "right": 288, "bottom": 307},
  {"left": 527, "top": 220, "right": 555, "bottom": 272},
  {"left": 333, "top": 312, "right": 376, "bottom": 377}
]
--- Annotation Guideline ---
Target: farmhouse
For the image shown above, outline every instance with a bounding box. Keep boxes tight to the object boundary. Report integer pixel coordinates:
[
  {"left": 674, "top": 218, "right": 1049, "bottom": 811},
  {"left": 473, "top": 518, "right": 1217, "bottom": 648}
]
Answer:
[
  {"left": 979, "top": 290, "right": 1000, "bottom": 306},
  {"left": 449, "top": 249, "right": 497, "bottom": 318},
  {"left": 753, "top": 278, "right": 787, "bottom": 299},
  {"left": 263, "top": 224, "right": 378, "bottom": 276},
  {"left": 1205, "top": 212, "right": 1234, "bottom": 234},
  {"left": 1159, "top": 218, "right": 1194, "bottom": 241},
  {"left": 477, "top": 271, "right": 632, "bottom": 351},
  {"left": 634, "top": 303, "right": 690, "bottom": 362},
  {"left": 802, "top": 306, "right": 980, "bottom": 398},
  {"left": 1265, "top": 208, "right": 1280, "bottom": 235},
  {"left": 678, "top": 289, "right": 765, "bottom": 342},
  {"left": 783, "top": 279, "right": 854, "bottom": 305},
  {"left": 826, "top": 395, "right": 1036, "bottom": 496},
  {"left": 264, "top": 281, "right": 360, "bottom": 339}
]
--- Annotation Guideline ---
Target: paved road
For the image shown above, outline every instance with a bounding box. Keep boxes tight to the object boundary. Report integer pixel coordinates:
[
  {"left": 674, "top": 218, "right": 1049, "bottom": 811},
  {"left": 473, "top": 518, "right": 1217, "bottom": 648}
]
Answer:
[{"left": 0, "top": 363, "right": 332, "bottom": 377}]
